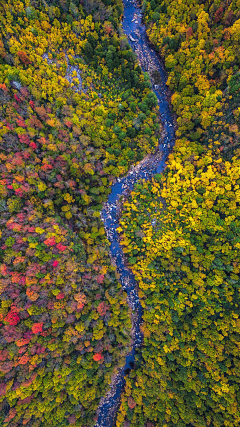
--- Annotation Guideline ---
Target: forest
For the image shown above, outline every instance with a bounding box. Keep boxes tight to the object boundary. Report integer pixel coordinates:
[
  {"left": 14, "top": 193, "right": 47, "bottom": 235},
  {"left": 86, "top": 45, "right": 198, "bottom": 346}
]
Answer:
[
  {"left": 116, "top": 0, "right": 240, "bottom": 426},
  {"left": 0, "top": 0, "right": 160, "bottom": 425},
  {"left": 0, "top": 0, "right": 240, "bottom": 426}
]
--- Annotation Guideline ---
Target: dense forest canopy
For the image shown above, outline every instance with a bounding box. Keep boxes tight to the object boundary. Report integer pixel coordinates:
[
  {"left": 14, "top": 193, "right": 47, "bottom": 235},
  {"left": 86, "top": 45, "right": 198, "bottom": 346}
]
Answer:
[
  {"left": 0, "top": 0, "right": 160, "bottom": 425},
  {"left": 116, "top": 0, "right": 240, "bottom": 426},
  {"left": 0, "top": 0, "right": 240, "bottom": 426}
]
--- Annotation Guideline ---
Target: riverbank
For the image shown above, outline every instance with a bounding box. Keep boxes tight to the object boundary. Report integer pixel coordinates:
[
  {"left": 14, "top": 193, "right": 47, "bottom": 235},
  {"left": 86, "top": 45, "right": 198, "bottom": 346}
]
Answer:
[{"left": 95, "top": 0, "right": 175, "bottom": 425}]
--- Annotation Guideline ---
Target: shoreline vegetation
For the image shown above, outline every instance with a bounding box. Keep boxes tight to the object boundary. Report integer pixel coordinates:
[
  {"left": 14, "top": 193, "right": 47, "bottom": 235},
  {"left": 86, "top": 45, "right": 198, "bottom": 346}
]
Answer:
[
  {"left": 116, "top": 0, "right": 240, "bottom": 426},
  {"left": 0, "top": 0, "right": 239, "bottom": 427},
  {"left": 0, "top": 0, "right": 160, "bottom": 425}
]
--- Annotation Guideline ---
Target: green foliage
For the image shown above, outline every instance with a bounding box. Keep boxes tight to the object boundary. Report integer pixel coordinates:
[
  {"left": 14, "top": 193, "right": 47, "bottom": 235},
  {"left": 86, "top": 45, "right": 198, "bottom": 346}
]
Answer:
[
  {"left": 118, "top": 156, "right": 240, "bottom": 427},
  {"left": 0, "top": 0, "right": 160, "bottom": 425},
  {"left": 115, "top": 0, "right": 240, "bottom": 426}
]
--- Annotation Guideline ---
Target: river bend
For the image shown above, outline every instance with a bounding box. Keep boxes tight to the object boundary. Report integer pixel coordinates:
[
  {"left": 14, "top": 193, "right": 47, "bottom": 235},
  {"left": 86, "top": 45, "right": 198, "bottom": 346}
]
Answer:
[{"left": 95, "top": 1, "right": 175, "bottom": 425}]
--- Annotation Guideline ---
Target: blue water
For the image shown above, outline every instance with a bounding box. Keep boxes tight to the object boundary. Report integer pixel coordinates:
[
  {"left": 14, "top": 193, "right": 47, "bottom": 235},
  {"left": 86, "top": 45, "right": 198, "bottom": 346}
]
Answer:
[{"left": 95, "top": 1, "right": 175, "bottom": 425}]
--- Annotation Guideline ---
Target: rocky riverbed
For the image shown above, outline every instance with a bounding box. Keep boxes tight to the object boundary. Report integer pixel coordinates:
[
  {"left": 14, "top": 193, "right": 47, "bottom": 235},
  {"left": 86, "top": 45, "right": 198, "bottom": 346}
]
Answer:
[{"left": 95, "top": 0, "right": 175, "bottom": 426}]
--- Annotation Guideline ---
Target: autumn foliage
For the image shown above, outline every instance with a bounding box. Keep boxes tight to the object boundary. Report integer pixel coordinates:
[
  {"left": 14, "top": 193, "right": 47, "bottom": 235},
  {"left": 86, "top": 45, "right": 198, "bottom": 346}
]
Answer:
[
  {"left": 0, "top": 0, "right": 161, "bottom": 424},
  {"left": 115, "top": 0, "right": 240, "bottom": 426}
]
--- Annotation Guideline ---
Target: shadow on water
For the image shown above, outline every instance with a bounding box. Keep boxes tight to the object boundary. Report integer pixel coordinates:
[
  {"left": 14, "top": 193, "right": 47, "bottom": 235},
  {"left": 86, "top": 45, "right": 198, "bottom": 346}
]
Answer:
[{"left": 95, "top": 1, "right": 175, "bottom": 425}]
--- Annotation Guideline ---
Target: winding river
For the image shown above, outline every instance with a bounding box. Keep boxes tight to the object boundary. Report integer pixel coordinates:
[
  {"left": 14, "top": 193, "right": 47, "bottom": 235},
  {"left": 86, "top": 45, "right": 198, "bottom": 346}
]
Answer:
[{"left": 95, "top": 1, "right": 175, "bottom": 425}]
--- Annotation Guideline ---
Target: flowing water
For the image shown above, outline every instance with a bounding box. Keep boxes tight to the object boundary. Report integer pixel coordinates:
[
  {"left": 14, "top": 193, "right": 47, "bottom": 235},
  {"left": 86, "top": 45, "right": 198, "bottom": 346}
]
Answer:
[{"left": 95, "top": 1, "right": 175, "bottom": 425}]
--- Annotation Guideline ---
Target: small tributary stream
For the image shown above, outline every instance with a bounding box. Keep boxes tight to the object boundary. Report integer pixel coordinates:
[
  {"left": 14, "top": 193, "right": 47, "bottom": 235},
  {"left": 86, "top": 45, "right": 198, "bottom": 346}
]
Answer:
[{"left": 95, "top": 1, "right": 175, "bottom": 425}]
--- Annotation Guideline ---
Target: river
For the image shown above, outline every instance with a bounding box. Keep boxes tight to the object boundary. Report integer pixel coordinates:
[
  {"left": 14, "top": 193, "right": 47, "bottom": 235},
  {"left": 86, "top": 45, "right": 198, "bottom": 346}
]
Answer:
[{"left": 95, "top": 1, "right": 175, "bottom": 425}]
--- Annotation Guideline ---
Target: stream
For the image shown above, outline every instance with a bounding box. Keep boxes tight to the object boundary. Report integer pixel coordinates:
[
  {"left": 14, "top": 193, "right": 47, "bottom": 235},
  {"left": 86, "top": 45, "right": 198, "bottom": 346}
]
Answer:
[{"left": 95, "top": 0, "right": 175, "bottom": 425}]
